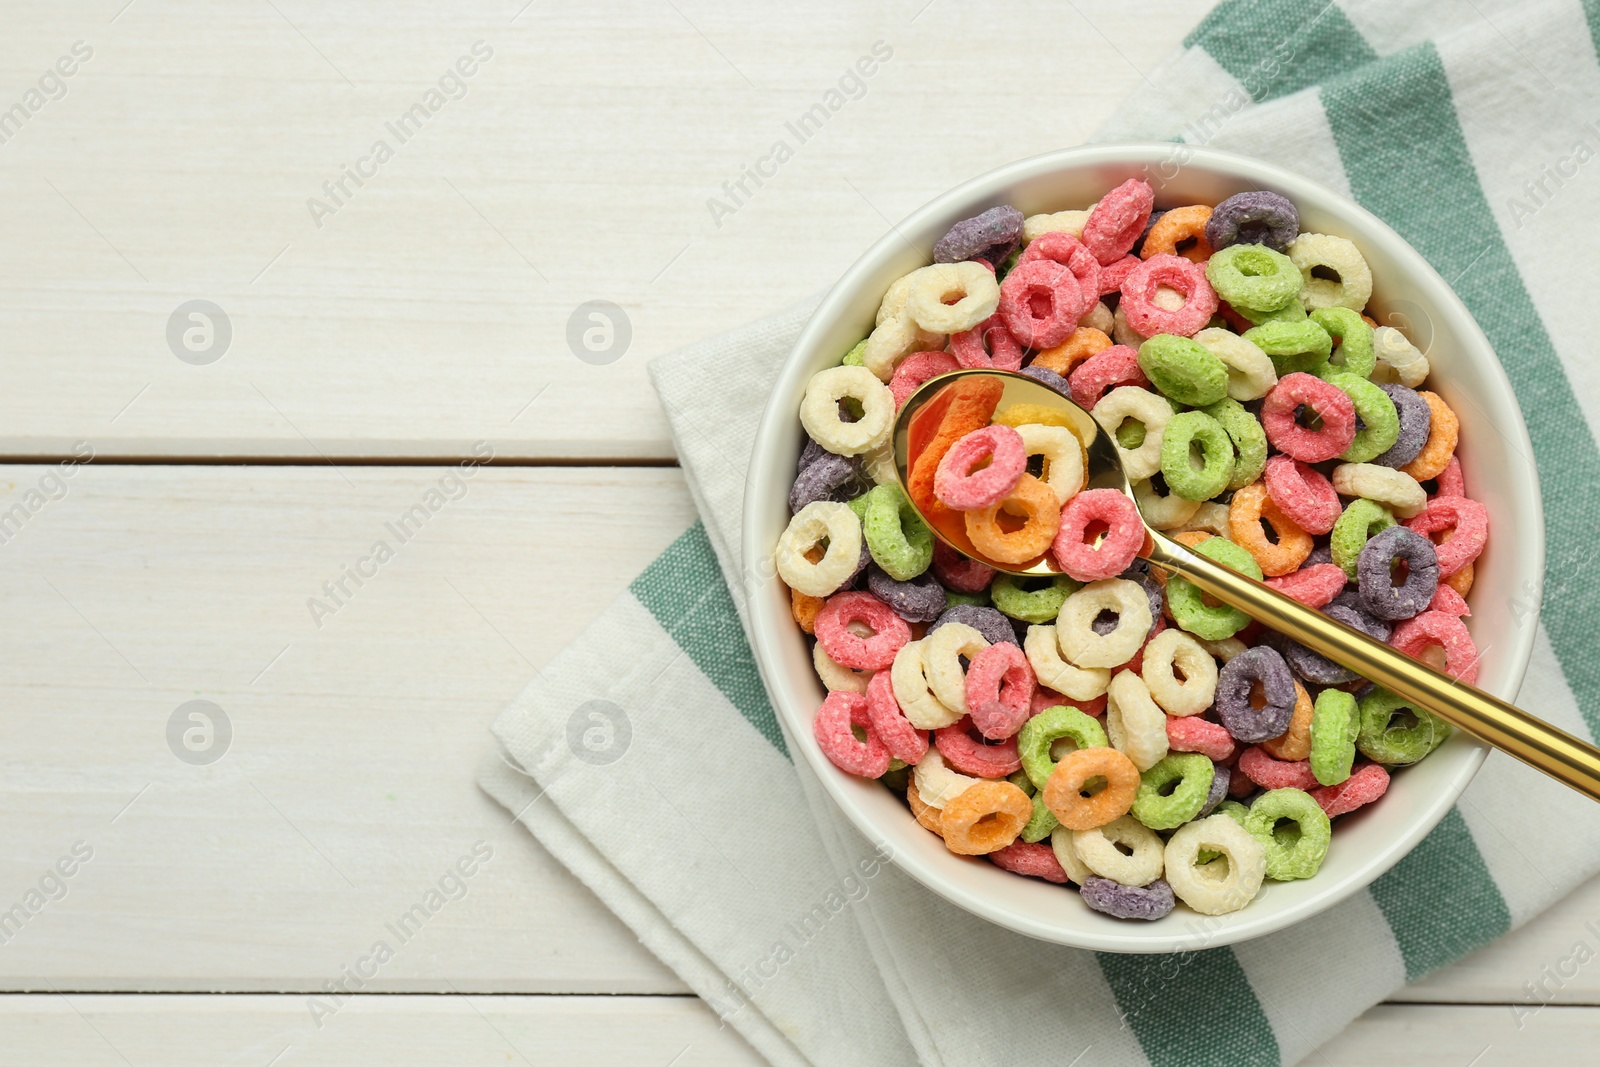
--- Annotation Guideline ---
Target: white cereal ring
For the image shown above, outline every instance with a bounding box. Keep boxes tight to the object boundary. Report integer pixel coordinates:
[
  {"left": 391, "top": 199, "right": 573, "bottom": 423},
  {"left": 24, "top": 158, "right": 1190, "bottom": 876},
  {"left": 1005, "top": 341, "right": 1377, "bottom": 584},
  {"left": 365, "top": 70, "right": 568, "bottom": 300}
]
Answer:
[
  {"left": 1049, "top": 824, "right": 1094, "bottom": 885},
  {"left": 1015, "top": 423, "right": 1084, "bottom": 505},
  {"left": 1177, "top": 501, "right": 1232, "bottom": 540},
  {"left": 862, "top": 314, "right": 944, "bottom": 382},
  {"left": 906, "top": 261, "right": 1001, "bottom": 335},
  {"left": 1112, "top": 303, "right": 1149, "bottom": 349},
  {"left": 912, "top": 748, "right": 980, "bottom": 809},
  {"left": 1056, "top": 579, "right": 1153, "bottom": 669},
  {"left": 1140, "top": 629, "right": 1218, "bottom": 717},
  {"left": 923, "top": 622, "right": 989, "bottom": 716},
  {"left": 1023, "top": 624, "right": 1111, "bottom": 701},
  {"left": 1163, "top": 814, "right": 1266, "bottom": 915},
  {"left": 1198, "top": 636, "right": 1249, "bottom": 663},
  {"left": 1080, "top": 300, "right": 1115, "bottom": 334},
  {"left": 891, "top": 639, "right": 962, "bottom": 729},
  {"left": 1288, "top": 232, "right": 1373, "bottom": 311},
  {"left": 813, "top": 641, "right": 870, "bottom": 694},
  {"left": 1332, "top": 462, "right": 1427, "bottom": 518},
  {"left": 1023, "top": 207, "right": 1094, "bottom": 243},
  {"left": 1372, "top": 325, "right": 1430, "bottom": 388},
  {"left": 1073, "top": 814, "right": 1164, "bottom": 886},
  {"left": 1105, "top": 669, "right": 1169, "bottom": 771},
  {"left": 1193, "top": 326, "right": 1277, "bottom": 401},
  {"left": 799, "top": 365, "right": 894, "bottom": 456},
  {"left": 861, "top": 441, "right": 899, "bottom": 486},
  {"left": 775, "top": 501, "right": 861, "bottom": 597},
  {"left": 1134, "top": 477, "right": 1201, "bottom": 530},
  {"left": 1092, "top": 386, "right": 1172, "bottom": 481},
  {"left": 876, "top": 270, "right": 916, "bottom": 325}
]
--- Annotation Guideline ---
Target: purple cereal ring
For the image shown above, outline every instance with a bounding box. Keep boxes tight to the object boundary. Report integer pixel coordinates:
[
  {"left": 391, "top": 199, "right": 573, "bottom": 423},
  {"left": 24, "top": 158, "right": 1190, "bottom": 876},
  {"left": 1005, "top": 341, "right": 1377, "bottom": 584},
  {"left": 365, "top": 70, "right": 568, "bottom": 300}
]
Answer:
[
  {"left": 928, "top": 604, "right": 1019, "bottom": 647},
  {"left": 1019, "top": 365, "right": 1072, "bottom": 397},
  {"left": 1204, "top": 190, "right": 1299, "bottom": 253},
  {"left": 1358, "top": 526, "right": 1439, "bottom": 621},
  {"left": 798, "top": 435, "right": 827, "bottom": 473},
  {"left": 867, "top": 565, "right": 946, "bottom": 624},
  {"left": 1216, "top": 646, "right": 1297, "bottom": 742},
  {"left": 1371, "top": 384, "right": 1432, "bottom": 469},
  {"left": 1080, "top": 875, "right": 1175, "bottom": 920},
  {"left": 934, "top": 205, "right": 1025, "bottom": 266},
  {"left": 1199, "top": 762, "right": 1231, "bottom": 817},
  {"left": 788, "top": 451, "right": 864, "bottom": 513},
  {"left": 1280, "top": 602, "right": 1390, "bottom": 684}
]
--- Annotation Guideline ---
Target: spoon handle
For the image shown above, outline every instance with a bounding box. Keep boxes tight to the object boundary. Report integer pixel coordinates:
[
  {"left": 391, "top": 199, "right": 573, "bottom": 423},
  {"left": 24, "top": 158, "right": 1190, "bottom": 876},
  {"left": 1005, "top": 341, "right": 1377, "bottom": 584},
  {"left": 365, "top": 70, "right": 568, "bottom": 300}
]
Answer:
[{"left": 1143, "top": 531, "right": 1600, "bottom": 803}]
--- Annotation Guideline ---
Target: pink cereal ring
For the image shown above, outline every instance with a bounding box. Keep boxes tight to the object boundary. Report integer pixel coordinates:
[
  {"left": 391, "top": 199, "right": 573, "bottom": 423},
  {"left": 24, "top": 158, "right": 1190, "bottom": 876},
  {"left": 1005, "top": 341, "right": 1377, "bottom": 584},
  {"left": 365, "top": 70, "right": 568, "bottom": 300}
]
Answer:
[
  {"left": 1082, "top": 178, "right": 1155, "bottom": 265},
  {"left": 866, "top": 669, "right": 927, "bottom": 764},
  {"left": 1119, "top": 254, "right": 1219, "bottom": 338},
  {"left": 1432, "top": 456, "right": 1466, "bottom": 498},
  {"left": 1238, "top": 745, "right": 1320, "bottom": 791},
  {"left": 999, "top": 259, "right": 1087, "bottom": 349},
  {"left": 989, "top": 839, "right": 1070, "bottom": 883},
  {"left": 949, "top": 313, "right": 1023, "bottom": 371},
  {"left": 1312, "top": 762, "right": 1390, "bottom": 817},
  {"left": 1405, "top": 496, "right": 1489, "bottom": 577},
  {"left": 934, "top": 716, "right": 1022, "bottom": 777},
  {"left": 1428, "top": 584, "right": 1471, "bottom": 617},
  {"left": 1051, "top": 488, "right": 1145, "bottom": 581},
  {"left": 935, "top": 424, "right": 1028, "bottom": 511},
  {"left": 1166, "top": 714, "right": 1235, "bottom": 762},
  {"left": 1265, "top": 563, "right": 1348, "bottom": 608},
  {"left": 1261, "top": 372, "right": 1357, "bottom": 463},
  {"left": 1390, "top": 610, "right": 1480, "bottom": 684},
  {"left": 1032, "top": 688, "right": 1107, "bottom": 718},
  {"left": 813, "top": 691, "right": 890, "bottom": 778},
  {"left": 965, "top": 641, "right": 1036, "bottom": 740},
  {"left": 814, "top": 591, "right": 911, "bottom": 671},
  {"left": 889, "top": 350, "right": 959, "bottom": 409},
  {"left": 1019, "top": 231, "right": 1102, "bottom": 301},
  {"left": 1097, "top": 254, "right": 1142, "bottom": 296},
  {"left": 1264, "top": 455, "right": 1342, "bottom": 535},
  {"left": 1068, "top": 344, "right": 1149, "bottom": 410},
  {"left": 933, "top": 540, "right": 995, "bottom": 593}
]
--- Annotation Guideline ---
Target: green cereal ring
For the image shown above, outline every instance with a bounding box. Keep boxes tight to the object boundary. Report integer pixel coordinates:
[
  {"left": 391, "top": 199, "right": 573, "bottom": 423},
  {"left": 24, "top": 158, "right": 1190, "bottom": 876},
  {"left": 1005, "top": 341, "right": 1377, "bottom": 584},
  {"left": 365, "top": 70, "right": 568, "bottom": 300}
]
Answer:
[
  {"left": 1007, "top": 770, "right": 1060, "bottom": 842},
  {"left": 1357, "top": 688, "right": 1451, "bottom": 766},
  {"left": 1243, "top": 318, "right": 1332, "bottom": 376},
  {"left": 1137, "top": 334, "right": 1230, "bottom": 407},
  {"left": 1201, "top": 396, "right": 1268, "bottom": 490},
  {"left": 1167, "top": 536, "right": 1263, "bottom": 641},
  {"left": 1131, "top": 753, "right": 1216, "bottom": 830},
  {"left": 1234, "top": 300, "right": 1308, "bottom": 326},
  {"left": 1205, "top": 243, "right": 1301, "bottom": 314},
  {"left": 1019, "top": 704, "right": 1108, "bottom": 790},
  {"left": 991, "top": 574, "right": 1079, "bottom": 624},
  {"left": 1309, "top": 688, "right": 1360, "bottom": 786},
  {"left": 1214, "top": 799, "right": 1251, "bottom": 825},
  {"left": 842, "top": 339, "right": 867, "bottom": 366},
  {"left": 1159, "top": 410, "right": 1235, "bottom": 501},
  {"left": 1309, "top": 307, "right": 1376, "bottom": 379},
  {"left": 1244, "top": 788, "right": 1331, "bottom": 881},
  {"left": 1331, "top": 497, "right": 1395, "bottom": 580},
  {"left": 945, "top": 589, "right": 990, "bottom": 609},
  {"left": 1326, "top": 372, "right": 1400, "bottom": 462},
  {"left": 858, "top": 483, "right": 933, "bottom": 580}
]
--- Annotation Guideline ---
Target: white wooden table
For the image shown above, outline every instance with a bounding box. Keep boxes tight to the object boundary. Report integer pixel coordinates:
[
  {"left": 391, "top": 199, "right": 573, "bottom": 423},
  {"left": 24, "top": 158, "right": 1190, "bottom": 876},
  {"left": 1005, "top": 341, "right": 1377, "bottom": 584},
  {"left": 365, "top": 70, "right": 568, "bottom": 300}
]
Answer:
[{"left": 1, "top": 2, "right": 1593, "bottom": 1063}]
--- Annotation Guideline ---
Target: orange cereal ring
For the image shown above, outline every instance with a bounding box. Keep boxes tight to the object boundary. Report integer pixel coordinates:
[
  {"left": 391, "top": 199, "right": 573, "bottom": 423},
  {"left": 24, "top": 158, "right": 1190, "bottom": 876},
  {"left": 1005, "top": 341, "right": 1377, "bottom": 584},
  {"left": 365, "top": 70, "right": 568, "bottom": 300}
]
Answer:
[
  {"left": 907, "top": 377, "right": 1005, "bottom": 547},
  {"left": 1141, "top": 205, "right": 1214, "bottom": 263},
  {"left": 1042, "top": 746, "right": 1140, "bottom": 830},
  {"left": 939, "top": 780, "right": 1033, "bottom": 855},
  {"left": 1400, "top": 391, "right": 1459, "bottom": 482},
  {"left": 905, "top": 779, "right": 946, "bottom": 838},
  {"left": 1261, "top": 680, "right": 1313, "bottom": 761},
  {"left": 1444, "top": 560, "right": 1474, "bottom": 596},
  {"left": 791, "top": 587, "right": 824, "bottom": 633},
  {"left": 1228, "top": 481, "right": 1312, "bottom": 576},
  {"left": 964, "top": 474, "right": 1061, "bottom": 565},
  {"left": 1032, "top": 327, "right": 1112, "bottom": 376}
]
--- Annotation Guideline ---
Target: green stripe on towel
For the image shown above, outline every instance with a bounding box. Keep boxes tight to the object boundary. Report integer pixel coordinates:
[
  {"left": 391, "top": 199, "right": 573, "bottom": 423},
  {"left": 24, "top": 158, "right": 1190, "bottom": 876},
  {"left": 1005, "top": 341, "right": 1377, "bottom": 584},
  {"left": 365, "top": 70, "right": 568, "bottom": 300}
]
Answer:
[
  {"left": 1099, "top": 947, "right": 1280, "bottom": 1067},
  {"left": 631, "top": 522, "right": 789, "bottom": 758},
  {"left": 1184, "top": 0, "right": 1377, "bottom": 103}
]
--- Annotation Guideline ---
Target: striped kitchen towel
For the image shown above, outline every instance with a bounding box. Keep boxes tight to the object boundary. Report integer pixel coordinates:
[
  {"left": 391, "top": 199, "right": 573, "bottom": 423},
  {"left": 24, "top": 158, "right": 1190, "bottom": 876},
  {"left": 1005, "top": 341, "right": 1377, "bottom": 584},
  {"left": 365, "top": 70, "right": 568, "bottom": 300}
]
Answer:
[{"left": 479, "top": 2, "right": 1600, "bottom": 1063}]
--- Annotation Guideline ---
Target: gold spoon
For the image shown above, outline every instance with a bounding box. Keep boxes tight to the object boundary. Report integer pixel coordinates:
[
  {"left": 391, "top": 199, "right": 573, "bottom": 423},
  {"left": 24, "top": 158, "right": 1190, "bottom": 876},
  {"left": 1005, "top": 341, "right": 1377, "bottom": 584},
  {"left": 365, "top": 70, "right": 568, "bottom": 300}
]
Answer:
[{"left": 892, "top": 367, "right": 1600, "bottom": 802}]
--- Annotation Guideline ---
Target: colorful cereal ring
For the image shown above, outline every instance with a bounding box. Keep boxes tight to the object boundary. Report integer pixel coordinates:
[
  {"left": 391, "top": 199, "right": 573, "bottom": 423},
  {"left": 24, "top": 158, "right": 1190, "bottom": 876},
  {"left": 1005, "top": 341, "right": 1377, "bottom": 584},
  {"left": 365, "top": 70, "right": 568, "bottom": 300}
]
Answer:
[
  {"left": 1204, "top": 243, "right": 1301, "bottom": 313},
  {"left": 889, "top": 350, "right": 959, "bottom": 409},
  {"left": 867, "top": 565, "right": 945, "bottom": 623},
  {"left": 776, "top": 500, "right": 864, "bottom": 597},
  {"left": 934, "top": 204, "right": 1025, "bottom": 265},
  {"left": 940, "top": 779, "right": 1033, "bottom": 855},
  {"left": 1018, "top": 230, "right": 1103, "bottom": 300},
  {"left": 1163, "top": 815, "right": 1266, "bottom": 914},
  {"left": 1331, "top": 497, "right": 1396, "bottom": 580},
  {"left": 1400, "top": 391, "right": 1459, "bottom": 482},
  {"left": 988, "top": 839, "right": 1069, "bottom": 883},
  {"left": 1390, "top": 610, "right": 1481, "bottom": 684},
  {"left": 1238, "top": 744, "right": 1319, "bottom": 791},
  {"left": 1166, "top": 714, "right": 1235, "bottom": 762},
  {"left": 1131, "top": 752, "right": 1215, "bottom": 829},
  {"left": 949, "top": 313, "right": 1023, "bottom": 370},
  {"left": 1082, "top": 178, "right": 1154, "bottom": 265},
  {"left": 1041, "top": 746, "right": 1140, "bottom": 830},
  {"left": 989, "top": 573, "right": 1077, "bottom": 625},
  {"left": 1072, "top": 814, "right": 1164, "bottom": 885},
  {"left": 1140, "top": 204, "right": 1213, "bottom": 262},
  {"left": 1243, "top": 319, "right": 1332, "bottom": 376},
  {"left": 1121, "top": 254, "right": 1220, "bottom": 337},
  {"left": 1327, "top": 372, "right": 1400, "bottom": 463},
  {"left": 1312, "top": 761, "right": 1391, "bottom": 817},
  {"left": 1136, "top": 333, "right": 1230, "bottom": 406},
  {"left": 1405, "top": 495, "right": 1488, "bottom": 578},
  {"left": 1141, "top": 629, "right": 1218, "bottom": 717},
  {"left": 906, "top": 261, "right": 1001, "bottom": 335},
  {"left": 1228, "top": 481, "right": 1312, "bottom": 576},
  {"left": 1308, "top": 306, "right": 1376, "bottom": 378},
  {"left": 1371, "top": 383, "right": 1432, "bottom": 469},
  {"left": 814, "top": 591, "right": 912, "bottom": 670},
  {"left": 965, "top": 642, "right": 1036, "bottom": 740},
  {"left": 998, "top": 259, "right": 1087, "bottom": 349},
  {"left": 866, "top": 669, "right": 928, "bottom": 764},
  {"left": 859, "top": 482, "right": 935, "bottom": 581},
  {"left": 813, "top": 691, "right": 890, "bottom": 777},
  {"left": 1068, "top": 344, "right": 1149, "bottom": 410},
  {"left": 1032, "top": 326, "right": 1112, "bottom": 376},
  {"left": 964, "top": 473, "right": 1061, "bottom": 565},
  {"left": 1080, "top": 875, "right": 1175, "bottom": 920},
  {"left": 1289, "top": 233, "right": 1373, "bottom": 310},
  {"left": 1104, "top": 670, "right": 1170, "bottom": 771},
  {"left": 1244, "top": 787, "right": 1331, "bottom": 880},
  {"left": 931, "top": 540, "right": 995, "bottom": 593},
  {"left": 1357, "top": 526, "right": 1438, "bottom": 621},
  {"left": 1166, "top": 536, "right": 1262, "bottom": 640},
  {"left": 800, "top": 364, "right": 896, "bottom": 456},
  {"left": 935, "top": 717, "right": 1022, "bottom": 777},
  {"left": 1308, "top": 688, "right": 1359, "bottom": 786},
  {"left": 1357, "top": 687, "right": 1451, "bottom": 765},
  {"left": 1057, "top": 579, "right": 1154, "bottom": 669},
  {"left": 1264, "top": 563, "right": 1348, "bottom": 608},
  {"left": 1193, "top": 326, "right": 1277, "bottom": 401},
  {"left": 1216, "top": 646, "right": 1297, "bottom": 743},
  {"left": 1018, "top": 703, "right": 1109, "bottom": 790},
  {"left": 1205, "top": 190, "right": 1298, "bottom": 252},
  {"left": 935, "top": 424, "right": 1028, "bottom": 512},
  {"left": 1051, "top": 488, "right": 1145, "bottom": 582},
  {"left": 1263, "top": 454, "right": 1341, "bottom": 534},
  {"left": 1203, "top": 397, "right": 1269, "bottom": 490},
  {"left": 1159, "top": 410, "right": 1235, "bottom": 501},
  {"left": 1261, "top": 372, "right": 1356, "bottom": 462}
]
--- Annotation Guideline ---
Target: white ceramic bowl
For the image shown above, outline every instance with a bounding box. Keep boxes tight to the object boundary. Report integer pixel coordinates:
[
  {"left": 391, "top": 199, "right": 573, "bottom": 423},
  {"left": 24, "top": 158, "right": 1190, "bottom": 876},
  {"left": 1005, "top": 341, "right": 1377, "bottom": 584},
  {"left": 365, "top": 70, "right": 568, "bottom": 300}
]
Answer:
[{"left": 742, "top": 144, "right": 1543, "bottom": 952}]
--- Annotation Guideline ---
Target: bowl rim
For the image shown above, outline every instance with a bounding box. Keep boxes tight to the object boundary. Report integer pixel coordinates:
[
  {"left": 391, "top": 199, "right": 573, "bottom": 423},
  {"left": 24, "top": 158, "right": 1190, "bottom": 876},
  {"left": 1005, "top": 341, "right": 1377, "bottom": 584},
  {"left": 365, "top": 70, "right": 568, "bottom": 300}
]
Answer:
[{"left": 741, "top": 142, "right": 1544, "bottom": 952}]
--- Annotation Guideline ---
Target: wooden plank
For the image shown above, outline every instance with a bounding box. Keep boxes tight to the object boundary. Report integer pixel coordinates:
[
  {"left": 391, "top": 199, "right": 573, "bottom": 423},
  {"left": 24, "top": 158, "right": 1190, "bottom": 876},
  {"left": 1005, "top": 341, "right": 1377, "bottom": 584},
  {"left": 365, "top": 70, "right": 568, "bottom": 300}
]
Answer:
[
  {"left": 0, "top": 995, "right": 1589, "bottom": 1066},
  {"left": 0, "top": 0, "right": 1210, "bottom": 461},
  {"left": 0, "top": 464, "right": 697, "bottom": 992}
]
